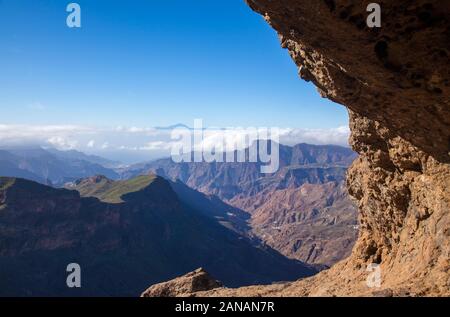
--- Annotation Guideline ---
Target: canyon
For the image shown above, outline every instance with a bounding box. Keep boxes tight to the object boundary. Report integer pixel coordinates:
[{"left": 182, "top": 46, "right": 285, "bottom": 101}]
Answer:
[
  {"left": 128, "top": 143, "right": 358, "bottom": 266},
  {"left": 143, "top": 0, "right": 450, "bottom": 296},
  {"left": 0, "top": 142, "right": 359, "bottom": 295}
]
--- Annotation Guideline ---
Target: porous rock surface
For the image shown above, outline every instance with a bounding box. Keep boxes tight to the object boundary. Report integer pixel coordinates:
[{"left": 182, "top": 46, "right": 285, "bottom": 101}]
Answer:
[{"left": 143, "top": 0, "right": 450, "bottom": 296}]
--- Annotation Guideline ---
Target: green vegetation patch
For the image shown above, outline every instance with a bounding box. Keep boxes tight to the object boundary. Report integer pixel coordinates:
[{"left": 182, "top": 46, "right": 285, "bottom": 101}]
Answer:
[
  {"left": 0, "top": 177, "right": 16, "bottom": 191},
  {"left": 95, "top": 175, "right": 157, "bottom": 203}
]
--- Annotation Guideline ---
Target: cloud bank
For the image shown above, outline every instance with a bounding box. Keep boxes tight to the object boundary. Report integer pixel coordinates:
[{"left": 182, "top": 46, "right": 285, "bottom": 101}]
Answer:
[{"left": 0, "top": 123, "right": 350, "bottom": 163}]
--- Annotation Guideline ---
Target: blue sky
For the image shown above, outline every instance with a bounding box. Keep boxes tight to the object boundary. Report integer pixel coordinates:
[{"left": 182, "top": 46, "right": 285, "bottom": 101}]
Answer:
[
  {"left": 0, "top": 0, "right": 348, "bottom": 128},
  {"left": 0, "top": 1, "right": 350, "bottom": 162}
]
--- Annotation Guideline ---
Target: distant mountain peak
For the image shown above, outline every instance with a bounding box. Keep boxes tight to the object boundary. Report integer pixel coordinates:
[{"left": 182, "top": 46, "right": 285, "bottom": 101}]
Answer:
[
  {"left": 0, "top": 147, "right": 120, "bottom": 186},
  {"left": 155, "top": 123, "right": 191, "bottom": 130}
]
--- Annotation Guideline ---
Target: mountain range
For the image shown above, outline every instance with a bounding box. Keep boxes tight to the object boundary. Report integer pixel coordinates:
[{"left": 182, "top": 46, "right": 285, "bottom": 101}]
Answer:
[
  {"left": 0, "top": 147, "right": 120, "bottom": 186},
  {"left": 0, "top": 142, "right": 358, "bottom": 295},
  {"left": 122, "top": 143, "right": 358, "bottom": 266},
  {"left": 0, "top": 175, "right": 315, "bottom": 296}
]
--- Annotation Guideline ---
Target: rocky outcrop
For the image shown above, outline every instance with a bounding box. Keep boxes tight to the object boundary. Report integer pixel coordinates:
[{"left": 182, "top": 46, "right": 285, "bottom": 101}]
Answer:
[
  {"left": 143, "top": 0, "right": 449, "bottom": 296},
  {"left": 141, "top": 268, "right": 222, "bottom": 297}
]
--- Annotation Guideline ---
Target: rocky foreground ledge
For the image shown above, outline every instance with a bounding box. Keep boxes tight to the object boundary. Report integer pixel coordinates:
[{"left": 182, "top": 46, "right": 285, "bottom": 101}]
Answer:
[{"left": 140, "top": 266, "right": 442, "bottom": 297}]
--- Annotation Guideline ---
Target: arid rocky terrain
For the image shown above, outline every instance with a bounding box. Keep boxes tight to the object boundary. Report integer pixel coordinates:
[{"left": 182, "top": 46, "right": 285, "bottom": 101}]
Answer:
[
  {"left": 127, "top": 143, "right": 358, "bottom": 266},
  {"left": 143, "top": 0, "right": 450, "bottom": 297}
]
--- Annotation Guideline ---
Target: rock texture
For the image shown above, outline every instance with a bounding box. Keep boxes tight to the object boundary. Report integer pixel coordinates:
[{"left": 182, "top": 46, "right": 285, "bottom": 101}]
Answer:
[
  {"left": 144, "top": 0, "right": 450, "bottom": 296},
  {"left": 141, "top": 268, "right": 222, "bottom": 297},
  {"left": 248, "top": 182, "right": 357, "bottom": 266}
]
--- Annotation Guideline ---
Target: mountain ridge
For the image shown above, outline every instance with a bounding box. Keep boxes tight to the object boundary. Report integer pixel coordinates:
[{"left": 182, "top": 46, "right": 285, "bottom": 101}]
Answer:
[
  {"left": 0, "top": 175, "right": 316, "bottom": 296},
  {"left": 0, "top": 147, "right": 120, "bottom": 186}
]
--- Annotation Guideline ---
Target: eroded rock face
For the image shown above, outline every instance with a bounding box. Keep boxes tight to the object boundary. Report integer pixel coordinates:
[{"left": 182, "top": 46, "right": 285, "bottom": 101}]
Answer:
[
  {"left": 143, "top": 1, "right": 449, "bottom": 296},
  {"left": 235, "top": 0, "right": 450, "bottom": 295}
]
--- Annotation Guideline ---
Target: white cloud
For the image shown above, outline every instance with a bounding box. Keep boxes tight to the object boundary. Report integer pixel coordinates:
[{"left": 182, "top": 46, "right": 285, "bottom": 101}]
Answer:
[
  {"left": 277, "top": 126, "right": 350, "bottom": 146},
  {"left": 87, "top": 140, "right": 95, "bottom": 148},
  {"left": 115, "top": 125, "right": 158, "bottom": 135},
  {"left": 192, "top": 126, "right": 350, "bottom": 152},
  {"left": 0, "top": 124, "right": 94, "bottom": 143},
  {"left": 139, "top": 141, "right": 174, "bottom": 151},
  {"left": 118, "top": 145, "right": 139, "bottom": 151},
  {"left": 0, "top": 123, "right": 350, "bottom": 161},
  {"left": 47, "top": 136, "right": 78, "bottom": 150}
]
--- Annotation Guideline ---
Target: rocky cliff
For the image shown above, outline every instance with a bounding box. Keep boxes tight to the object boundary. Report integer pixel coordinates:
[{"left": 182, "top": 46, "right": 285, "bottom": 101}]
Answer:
[{"left": 143, "top": 0, "right": 449, "bottom": 296}]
